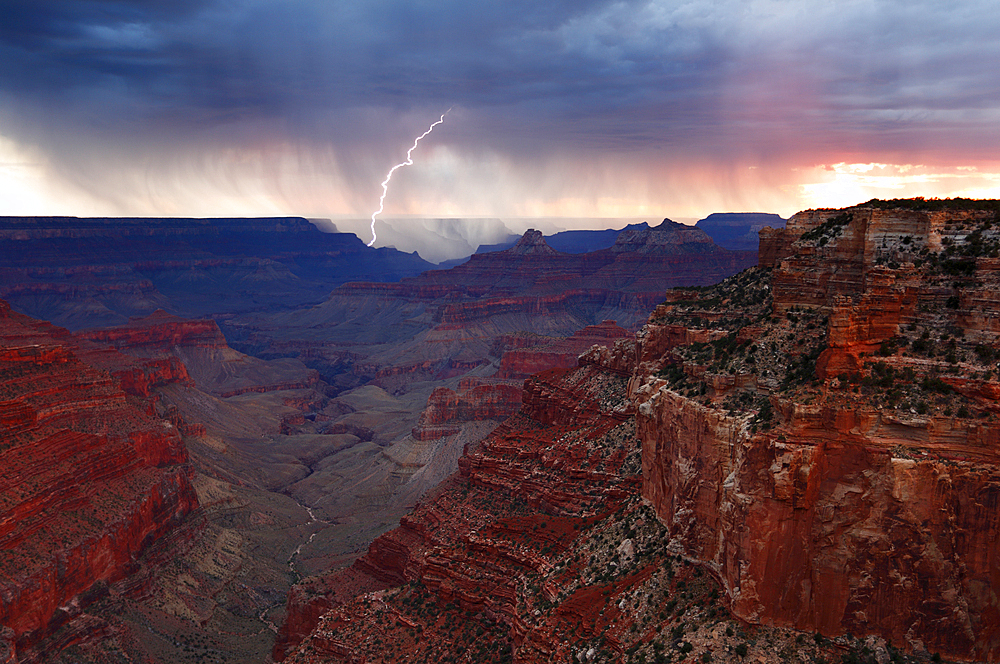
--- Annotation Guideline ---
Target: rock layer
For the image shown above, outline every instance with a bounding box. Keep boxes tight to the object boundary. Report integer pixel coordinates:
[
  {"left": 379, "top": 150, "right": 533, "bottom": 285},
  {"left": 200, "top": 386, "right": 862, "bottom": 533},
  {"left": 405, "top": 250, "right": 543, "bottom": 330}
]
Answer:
[
  {"left": 277, "top": 201, "right": 1000, "bottom": 663},
  {"left": 639, "top": 201, "right": 1000, "bottom": 662},
  {"left": 0, "top": 299, "right": 198, "bottom": 654}
]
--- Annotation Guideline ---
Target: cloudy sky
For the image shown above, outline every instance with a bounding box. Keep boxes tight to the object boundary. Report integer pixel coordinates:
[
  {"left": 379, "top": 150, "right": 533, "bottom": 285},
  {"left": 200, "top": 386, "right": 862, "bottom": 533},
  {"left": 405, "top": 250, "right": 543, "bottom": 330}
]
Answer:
[{"left": 2, "top": 0, "right": 1000, "bottom": 245}]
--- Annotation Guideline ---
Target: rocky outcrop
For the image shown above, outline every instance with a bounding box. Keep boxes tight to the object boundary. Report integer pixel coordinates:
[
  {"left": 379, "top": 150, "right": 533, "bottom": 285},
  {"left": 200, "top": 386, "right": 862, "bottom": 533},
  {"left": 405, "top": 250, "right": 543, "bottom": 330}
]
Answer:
[
  {"left": 407, "top": 322, "right": 633, "bottom": 443},
  {"left": 77, "top": 309, "right": 228, "bottom": 351},
  {"left": 272, "top": 567, "right": 390, "bottom": 661},
  {"left": 757, "top": 225, "right": 797, "bottom": 269},
  {"left": 496, "top": 320, "right": 632, "bottom": 379},
  {"left": 277, "top": 357, "right": 644, "bottom": 662},
  {"left": 78, "top": 308, "right": 320, "bottom": 399},
  {"left": 109, "top": 356, "right": 194, "bottom": 398},
  {"left": 411, "top": 380, "right": 524, "bottom": 441},
  {"left": 507, "top": 229, "right": 558, "bottom": 255},
  {"left": 636, "top": 200, "right": 1000, "bottom": 662},
  {"left": 0, "top": 299, "right": 198, "bottom": 654},
  {"left": 520, "top": 365, "right": 632, "bottom": 428}
]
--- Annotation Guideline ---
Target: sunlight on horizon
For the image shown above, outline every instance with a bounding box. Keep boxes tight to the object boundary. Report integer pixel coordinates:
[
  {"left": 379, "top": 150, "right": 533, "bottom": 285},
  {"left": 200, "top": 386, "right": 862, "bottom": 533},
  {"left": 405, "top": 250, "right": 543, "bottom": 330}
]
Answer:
[{"left": 4, "top": 133, "right": 1000, "bottom": 222}]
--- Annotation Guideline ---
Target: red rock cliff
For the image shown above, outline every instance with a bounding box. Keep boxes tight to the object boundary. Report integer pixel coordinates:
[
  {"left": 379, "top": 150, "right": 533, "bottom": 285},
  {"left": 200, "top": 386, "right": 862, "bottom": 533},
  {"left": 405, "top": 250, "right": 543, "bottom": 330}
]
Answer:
[
  {"left": 0, "top": 299, "right": 198, "bottom": 654},
  {"left": 637, "top": 201, "right": 1000, "bottom": 662},
  {"left": 276, "top": 350, "right": 642, "bottom": 662},
  {"left": 77, "top": 309, "right": 228, "bottom": 352}
]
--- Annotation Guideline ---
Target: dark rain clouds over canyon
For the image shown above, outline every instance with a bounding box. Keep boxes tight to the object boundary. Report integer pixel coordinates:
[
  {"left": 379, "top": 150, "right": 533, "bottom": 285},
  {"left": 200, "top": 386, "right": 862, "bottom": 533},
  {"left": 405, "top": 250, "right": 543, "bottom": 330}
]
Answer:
[{"left": 3, "top": 0, "right": 1000, "bottom": 222}]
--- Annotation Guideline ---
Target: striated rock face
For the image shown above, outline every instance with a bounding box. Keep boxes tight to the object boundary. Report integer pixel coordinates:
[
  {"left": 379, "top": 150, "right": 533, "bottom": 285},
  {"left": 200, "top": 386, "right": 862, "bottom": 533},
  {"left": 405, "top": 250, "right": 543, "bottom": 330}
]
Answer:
[
  {"left": 79, "top": 309, "right": 320, "bottom": 400},
  {"left": 276, "top": 352, "right": 647, "bottom": 663},
  {"left": 0, "top": 216, "right": 433, "bottom": 329},
  {"left": 77, "top": 309, "right": 228, "bottom": 351},
  {"left": 638, "top": 381, "right": 1000, "bottom": 660},
  {"left": 0, "top": 299, "right": 198, "bottom": 653},
  {"left": 412, "top": 380, "right": 524, "bottom": 441},
  {"left": 637, "top": 201, "right": 1000, "bottom": 662},
  {"left": 496, "top": 320, "right": 632, "bottom": 380},
  {"left": 637, "top": 386, "right": 741, "bottom": 556}
]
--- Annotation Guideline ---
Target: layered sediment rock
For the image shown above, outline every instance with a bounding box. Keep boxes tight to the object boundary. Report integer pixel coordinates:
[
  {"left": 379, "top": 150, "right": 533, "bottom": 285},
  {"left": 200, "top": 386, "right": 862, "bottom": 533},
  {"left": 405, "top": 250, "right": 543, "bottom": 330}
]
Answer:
[
  {"left": 638, "top": 201, "right": 1000, "bottom": 662},
  {"left": 0, "top": 216, "right": 433, "bottom": 329},
  {"left": 0, "top": 299, "right": 198, "bottom": 654},
  {"left": 279, "top": 201, "right": 1000, "bottom": 664},
  {"left": 411, "top": 380, "right": 524, "bottom": 441},
  {"left": 409, "top": 321, "right": 635, "bottom": 441},
  {"left": 496, "top": 320, "right": 632, "bottom": 379},
  {"left": 77, "top": 309, "right": 227, "bottom": 351},
  {"left": 276, "top": 352, "right": 645, "bottom": 662},
  {"left": 79, "top": 309, "right": 319, "bottom": 399}
]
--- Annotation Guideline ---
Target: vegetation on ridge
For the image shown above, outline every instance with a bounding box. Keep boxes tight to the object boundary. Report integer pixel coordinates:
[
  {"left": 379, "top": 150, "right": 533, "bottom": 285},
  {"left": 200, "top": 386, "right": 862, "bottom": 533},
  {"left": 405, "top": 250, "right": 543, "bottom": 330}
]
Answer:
[{"left": 862, "top": 197, "right": 1000, "bottom": 212}]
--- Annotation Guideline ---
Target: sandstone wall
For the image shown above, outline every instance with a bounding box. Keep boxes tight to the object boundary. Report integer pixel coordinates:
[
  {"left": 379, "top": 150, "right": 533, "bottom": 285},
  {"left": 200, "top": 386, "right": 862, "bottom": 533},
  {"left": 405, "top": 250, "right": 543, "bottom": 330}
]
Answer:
[
  {"left": 636, "top": 382, "right": 1000, "bottom": 660},
  {"left": 639, "top": 203, "right": 1000, "bottom": 661},
  {"left": 0, "top": 300, "right": 198, "bottom": 653}
]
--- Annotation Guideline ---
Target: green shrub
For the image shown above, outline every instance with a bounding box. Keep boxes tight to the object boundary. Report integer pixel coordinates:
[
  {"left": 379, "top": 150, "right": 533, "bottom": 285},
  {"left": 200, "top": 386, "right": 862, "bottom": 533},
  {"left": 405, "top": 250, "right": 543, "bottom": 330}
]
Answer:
[
  {"left": 941, "top": 258, "right": 976, "bottom": 276},
  {"left": 921, "top": 376, "right": 953, "bottom": 394}
]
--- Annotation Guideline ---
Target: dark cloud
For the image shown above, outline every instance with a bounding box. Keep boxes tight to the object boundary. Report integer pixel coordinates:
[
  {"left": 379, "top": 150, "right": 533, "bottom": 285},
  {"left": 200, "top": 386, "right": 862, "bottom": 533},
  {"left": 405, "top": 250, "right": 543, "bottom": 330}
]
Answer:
[
  {"left": 2, "top": 0, "right": 1000, "bottom": 222},
  {"left": 0, "top": 0, "right": 719, "bottom": 134}
]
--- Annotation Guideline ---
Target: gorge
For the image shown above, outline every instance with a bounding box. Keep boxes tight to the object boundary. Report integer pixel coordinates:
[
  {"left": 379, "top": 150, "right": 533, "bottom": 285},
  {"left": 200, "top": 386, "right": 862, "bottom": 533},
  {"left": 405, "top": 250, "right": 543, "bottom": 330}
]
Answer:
[{"left": 2, "top": 203, "right": 999, "bottom": 663}]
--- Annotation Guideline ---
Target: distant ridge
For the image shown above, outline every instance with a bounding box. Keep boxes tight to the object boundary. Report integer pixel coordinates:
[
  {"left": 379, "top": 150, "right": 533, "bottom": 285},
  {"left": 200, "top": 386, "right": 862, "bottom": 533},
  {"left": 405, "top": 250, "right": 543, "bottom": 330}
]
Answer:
[
  {"left": 475, "top": 222, "right": 651, "bottom": 255},
  {"left": 695, "top": 212, "right": 786, "bottom": 251},
  {"left": 0, "top": 216, "right": 433, "bottom": 329},
  {"left": 474, "top": 214, "right": 787, "bottom": 256}
]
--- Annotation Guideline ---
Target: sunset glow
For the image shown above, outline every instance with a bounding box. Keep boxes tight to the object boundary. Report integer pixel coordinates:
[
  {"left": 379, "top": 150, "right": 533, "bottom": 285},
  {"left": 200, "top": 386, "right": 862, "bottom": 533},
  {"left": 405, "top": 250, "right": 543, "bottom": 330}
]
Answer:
[{"left": 1, "top": 0, "right": 999, "bottom": 229}]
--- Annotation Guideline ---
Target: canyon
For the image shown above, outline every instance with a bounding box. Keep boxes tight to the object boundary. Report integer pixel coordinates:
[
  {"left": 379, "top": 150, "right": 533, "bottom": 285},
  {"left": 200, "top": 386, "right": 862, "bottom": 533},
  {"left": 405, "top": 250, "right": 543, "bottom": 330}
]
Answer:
[
  {"left": 276, "top": 201, "right": 1000, "bottom": 664},
  {"left": 0, "top": 215, "right": 756, "bottom": 662},
  {"left": 226, "top": 222, "right": 755, "bottom": 397},
  {"left": 6, "top": 202, "right": 1000, "bottom": 663}
]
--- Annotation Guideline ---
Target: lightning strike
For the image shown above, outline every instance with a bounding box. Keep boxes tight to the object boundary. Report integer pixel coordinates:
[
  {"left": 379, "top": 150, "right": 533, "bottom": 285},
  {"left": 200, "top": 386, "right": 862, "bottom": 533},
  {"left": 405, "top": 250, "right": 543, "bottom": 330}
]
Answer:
[{"left": 368, "top": 110, "right": 450, "bottom": 247}]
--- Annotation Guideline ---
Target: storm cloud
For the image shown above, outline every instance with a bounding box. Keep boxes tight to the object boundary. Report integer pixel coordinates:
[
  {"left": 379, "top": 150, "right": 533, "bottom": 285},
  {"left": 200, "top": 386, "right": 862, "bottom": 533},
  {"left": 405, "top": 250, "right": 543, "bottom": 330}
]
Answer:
[{"left": 2, "top": 0, "right": 1000, "bottom": 233}]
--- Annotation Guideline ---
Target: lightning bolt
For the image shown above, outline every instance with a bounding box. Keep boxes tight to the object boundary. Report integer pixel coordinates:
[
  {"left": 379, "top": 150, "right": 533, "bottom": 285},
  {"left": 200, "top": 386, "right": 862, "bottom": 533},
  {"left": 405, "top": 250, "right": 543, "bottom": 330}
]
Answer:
[{"left": 368, "top": 110, "right": 451, "bottom": 247}]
